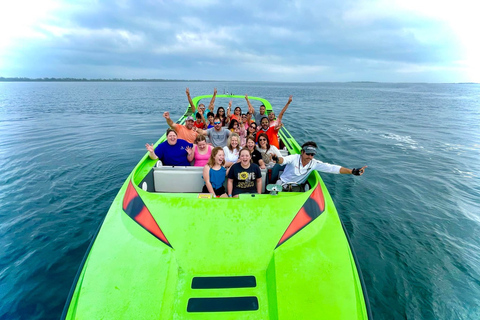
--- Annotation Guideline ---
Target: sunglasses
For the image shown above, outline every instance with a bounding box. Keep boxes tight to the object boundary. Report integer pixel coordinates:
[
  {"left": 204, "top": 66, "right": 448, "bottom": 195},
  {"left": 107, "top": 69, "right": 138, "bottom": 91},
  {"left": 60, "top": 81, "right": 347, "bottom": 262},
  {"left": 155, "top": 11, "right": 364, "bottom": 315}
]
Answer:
[
  {"left": 259, "top": 138, "right": 267, "bottom": 141},
  {"left": 305, "top": 153, "right": 315, "bottom": 156},
  {"left": 214, "top": 121, "right": 221, "bottom": 125}
]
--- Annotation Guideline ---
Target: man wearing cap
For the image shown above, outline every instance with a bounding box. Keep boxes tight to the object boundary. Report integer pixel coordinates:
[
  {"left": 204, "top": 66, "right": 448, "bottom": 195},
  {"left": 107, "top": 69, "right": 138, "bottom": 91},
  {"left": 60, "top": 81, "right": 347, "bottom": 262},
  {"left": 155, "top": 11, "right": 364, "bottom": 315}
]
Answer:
[
  {"left": 187, "top": 87, "right": 217, "bottom": 118},
  {"left": 163, "top": 112, "right": 198, "bottom": 144},
  {"left": 274, "top": 141, "right": 367, "bottom": 191}
]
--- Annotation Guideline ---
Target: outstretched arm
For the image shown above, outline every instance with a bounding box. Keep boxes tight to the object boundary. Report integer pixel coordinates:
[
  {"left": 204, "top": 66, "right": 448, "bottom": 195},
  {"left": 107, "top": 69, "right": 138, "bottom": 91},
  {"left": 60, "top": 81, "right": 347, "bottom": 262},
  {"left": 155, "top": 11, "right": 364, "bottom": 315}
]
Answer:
[
  {"left": 245, "top": 95, "right": 255, "bottom": 114},
  {"left": 208, "top": 88, "right": 217, "bottom": 112},
  {"left": 197, "top": 128, "right": 208, "bottom": 135},
  {"left": 226, "top": 101, "right": 232, "bottom": 119},
  {"left": 163, "top": 112, "right": 177, "bottom": 129},
  {"left": 276, "top": 95, "right": 292, "bottom": 126},
  {"left": 186, "top": 88, "right": 196, "bottom": 113},
  {"left": 340, "top": 165, "right": 368, "bottom": 175}
]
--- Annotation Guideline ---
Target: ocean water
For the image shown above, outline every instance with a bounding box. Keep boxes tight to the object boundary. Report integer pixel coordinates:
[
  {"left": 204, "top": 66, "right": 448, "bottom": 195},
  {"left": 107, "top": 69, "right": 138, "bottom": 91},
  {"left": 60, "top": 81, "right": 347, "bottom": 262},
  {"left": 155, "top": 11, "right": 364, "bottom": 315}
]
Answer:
[{"left": 0, "top": 81, "right": 479, "bottom": 319}]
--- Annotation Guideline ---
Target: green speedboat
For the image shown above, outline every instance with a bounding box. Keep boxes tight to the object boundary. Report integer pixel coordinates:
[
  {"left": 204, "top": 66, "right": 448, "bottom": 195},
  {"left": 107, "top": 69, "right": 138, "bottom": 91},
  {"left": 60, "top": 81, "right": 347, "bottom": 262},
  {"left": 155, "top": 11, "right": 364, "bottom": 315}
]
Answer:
[{"left": 62, "top": 95, "right": 371, "bottom": 319}]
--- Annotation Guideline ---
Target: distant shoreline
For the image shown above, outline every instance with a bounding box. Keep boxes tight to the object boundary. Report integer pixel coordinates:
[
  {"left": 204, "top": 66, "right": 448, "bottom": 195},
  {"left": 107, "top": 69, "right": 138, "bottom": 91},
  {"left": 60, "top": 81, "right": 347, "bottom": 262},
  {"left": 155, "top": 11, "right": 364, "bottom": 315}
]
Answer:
[
  {"left": 0, "top": 77, "right": 215, "bottom": 82},
  {"left": 0, "top": 77, "right": 477, "bottom": 84}
]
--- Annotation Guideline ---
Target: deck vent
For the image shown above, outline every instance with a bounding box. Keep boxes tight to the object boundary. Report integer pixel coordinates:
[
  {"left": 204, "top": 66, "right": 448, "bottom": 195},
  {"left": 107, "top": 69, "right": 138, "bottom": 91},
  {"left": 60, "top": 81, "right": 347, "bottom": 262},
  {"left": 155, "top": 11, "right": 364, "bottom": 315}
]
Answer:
[
  {"left": 187, "top": 297, "right": 259, "bottom": 312},
  {"left": 191, "top": 276, "right": 256, "bottom": 289}
]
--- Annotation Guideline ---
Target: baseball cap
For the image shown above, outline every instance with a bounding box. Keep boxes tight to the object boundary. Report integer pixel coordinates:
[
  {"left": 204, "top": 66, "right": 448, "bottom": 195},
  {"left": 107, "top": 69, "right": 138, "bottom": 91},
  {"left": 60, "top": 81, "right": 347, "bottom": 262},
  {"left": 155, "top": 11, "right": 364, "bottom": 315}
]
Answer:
[
  {"left": 302, "top": 146, "right": 317, "bottom": 155},
  {"left": 186, "top": 116, "right": 194, "bottom": 121}
]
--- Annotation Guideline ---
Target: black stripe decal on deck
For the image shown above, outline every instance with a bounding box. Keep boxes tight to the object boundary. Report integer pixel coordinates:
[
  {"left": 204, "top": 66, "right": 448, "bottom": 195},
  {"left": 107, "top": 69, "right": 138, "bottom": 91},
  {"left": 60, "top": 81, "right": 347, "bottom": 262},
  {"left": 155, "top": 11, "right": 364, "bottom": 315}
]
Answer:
[
  {"left": 192, "top": 276, "right": 256, "bottom": 289},
  {"left": 187, "top": 297, "right": 259, "bottom": 312}
]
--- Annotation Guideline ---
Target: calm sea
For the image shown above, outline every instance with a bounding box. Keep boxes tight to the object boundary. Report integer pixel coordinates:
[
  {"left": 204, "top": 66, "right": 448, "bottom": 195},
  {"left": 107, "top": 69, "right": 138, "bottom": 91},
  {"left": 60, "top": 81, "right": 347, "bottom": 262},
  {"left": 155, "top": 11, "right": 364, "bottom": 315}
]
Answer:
[{"left": 0, "top": 81, "right": 479, "bottom": 319}]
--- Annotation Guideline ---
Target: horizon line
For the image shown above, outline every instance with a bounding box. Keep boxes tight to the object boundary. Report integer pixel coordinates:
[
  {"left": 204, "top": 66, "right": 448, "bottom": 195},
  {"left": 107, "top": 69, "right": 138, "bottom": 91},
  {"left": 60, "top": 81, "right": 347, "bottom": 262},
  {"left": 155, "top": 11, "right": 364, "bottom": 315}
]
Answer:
[{"left": 0, "top": 77, "right": 478, "bottom": 85}]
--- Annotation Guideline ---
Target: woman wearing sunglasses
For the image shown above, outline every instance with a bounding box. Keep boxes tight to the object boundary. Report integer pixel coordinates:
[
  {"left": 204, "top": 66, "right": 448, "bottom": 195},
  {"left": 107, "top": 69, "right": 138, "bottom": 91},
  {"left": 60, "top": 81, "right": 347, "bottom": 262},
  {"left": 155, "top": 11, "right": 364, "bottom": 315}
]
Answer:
[
  {"left": 216, "top": 107, "right": 229, "bottom": 126},
  {"left": 256, "top": 133, "right": 283, "bottom": 183},
  {"left": 247, "top": 123, "right": 257, "bottom": 141},
  {"left": 256, "top": 133, "right": 282, "bottom": 169},
  {"left": 274, "top": 141, "right": 368, "bottom": 191},
  {"left": 227, "top": 101, "right": 242, "bottom": 122}
]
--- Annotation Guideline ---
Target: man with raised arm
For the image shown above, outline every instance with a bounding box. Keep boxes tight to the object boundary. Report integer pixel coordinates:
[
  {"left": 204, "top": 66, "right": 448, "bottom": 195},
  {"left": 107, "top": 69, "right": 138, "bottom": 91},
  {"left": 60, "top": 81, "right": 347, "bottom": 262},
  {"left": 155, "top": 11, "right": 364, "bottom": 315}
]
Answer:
[
  {"left": 163, "top": 112, "right": 198, "bottom": 144},
  {"left": 186, "top": 87, "right": 217, "bottom": 117},
  {"left": 245, "top": 95, "right": 267, "bottom": 127},
  {"left": 273, "top": 141, "right": 368, "bottom": 191},
  {"left": 256, "top": 95, "right": 293, "bottom": 148},
  {"left": 197, "top": 116, "right": 231, "bottom": 148}
]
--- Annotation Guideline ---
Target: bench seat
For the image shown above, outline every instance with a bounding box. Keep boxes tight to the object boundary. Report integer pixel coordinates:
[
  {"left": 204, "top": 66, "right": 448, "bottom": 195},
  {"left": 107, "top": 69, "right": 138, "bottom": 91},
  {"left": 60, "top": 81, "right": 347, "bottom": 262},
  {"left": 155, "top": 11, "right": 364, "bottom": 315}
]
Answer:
[{"left": 153, "top": 166, "right": 268, "bottom": 194}]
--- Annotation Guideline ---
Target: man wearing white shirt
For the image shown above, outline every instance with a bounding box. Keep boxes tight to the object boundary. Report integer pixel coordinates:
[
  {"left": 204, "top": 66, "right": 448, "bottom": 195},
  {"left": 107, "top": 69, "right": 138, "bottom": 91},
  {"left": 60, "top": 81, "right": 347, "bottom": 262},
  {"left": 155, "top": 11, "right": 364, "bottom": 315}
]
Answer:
[{"left": 275, "top": 141, "right": 367, "bottom": 191}]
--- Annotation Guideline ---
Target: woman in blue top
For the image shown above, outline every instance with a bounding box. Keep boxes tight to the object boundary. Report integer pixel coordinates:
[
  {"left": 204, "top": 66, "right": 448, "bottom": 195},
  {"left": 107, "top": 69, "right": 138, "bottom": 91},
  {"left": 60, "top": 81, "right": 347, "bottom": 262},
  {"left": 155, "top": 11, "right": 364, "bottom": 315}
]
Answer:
[
  {"left": 202, "top": 147, "right": 228, "bottom": 197},
  {"left": 145, "top": 128, "right": 193, "bottom": 166}
]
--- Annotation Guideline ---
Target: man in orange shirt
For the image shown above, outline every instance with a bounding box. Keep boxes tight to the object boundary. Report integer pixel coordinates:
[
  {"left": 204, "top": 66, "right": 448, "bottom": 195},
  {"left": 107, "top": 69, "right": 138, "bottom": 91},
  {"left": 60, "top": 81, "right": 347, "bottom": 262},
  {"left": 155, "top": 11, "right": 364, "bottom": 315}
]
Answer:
[{"left": 163, "top": 112, "right": 198, "bottom": 144}]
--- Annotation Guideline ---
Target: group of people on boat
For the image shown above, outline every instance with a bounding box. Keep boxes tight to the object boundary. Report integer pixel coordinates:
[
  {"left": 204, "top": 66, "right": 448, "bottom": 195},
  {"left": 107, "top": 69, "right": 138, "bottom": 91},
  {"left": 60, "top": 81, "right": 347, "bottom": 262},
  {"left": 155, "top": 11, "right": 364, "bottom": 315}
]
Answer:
[{"left": 145, "top": 88, "right": 367, "bottom": 196}]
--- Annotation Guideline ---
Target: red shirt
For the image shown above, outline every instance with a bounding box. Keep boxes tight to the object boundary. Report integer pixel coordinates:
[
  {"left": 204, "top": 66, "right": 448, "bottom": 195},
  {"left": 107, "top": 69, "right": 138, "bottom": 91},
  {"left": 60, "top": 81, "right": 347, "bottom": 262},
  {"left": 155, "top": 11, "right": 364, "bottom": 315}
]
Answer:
[{"left": 193, "top": 121, "right": 205, "bottom": 129}]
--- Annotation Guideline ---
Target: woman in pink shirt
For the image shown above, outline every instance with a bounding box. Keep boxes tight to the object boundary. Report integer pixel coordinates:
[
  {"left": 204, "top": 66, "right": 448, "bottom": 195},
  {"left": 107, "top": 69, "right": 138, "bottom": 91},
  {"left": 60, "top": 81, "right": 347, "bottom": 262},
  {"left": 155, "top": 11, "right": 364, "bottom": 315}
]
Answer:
[{"left": 192, "top": 135, "right": 212, "bottom": 167}]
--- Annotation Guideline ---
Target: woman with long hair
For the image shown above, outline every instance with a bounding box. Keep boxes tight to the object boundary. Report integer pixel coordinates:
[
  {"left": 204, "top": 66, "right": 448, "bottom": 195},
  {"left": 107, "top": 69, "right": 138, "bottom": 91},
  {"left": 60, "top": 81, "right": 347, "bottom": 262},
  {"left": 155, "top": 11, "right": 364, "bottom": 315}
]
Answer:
[
  {"left": 245, "top": 135, "right": 265, "bottom": 169},
  {"left": 256, "top": 133, "right": 281, "bottom": 169},
  {"left": 227, "top": 102, "right": 242, "bottom": 122},
  {"left": 216, "top": 107, "right": 229, "bottom": 126},
  {"left": 256, "top": 132, "right": 283, "bottom": 182},
  {"left": 223, "top": 133, "right": 240, "bottom": 168},
  {"left": 202, "top": 147, "right": 228, "bottom": 197},
  {"left": 247, "top": 122, "right": 257, "bottom": 141}
]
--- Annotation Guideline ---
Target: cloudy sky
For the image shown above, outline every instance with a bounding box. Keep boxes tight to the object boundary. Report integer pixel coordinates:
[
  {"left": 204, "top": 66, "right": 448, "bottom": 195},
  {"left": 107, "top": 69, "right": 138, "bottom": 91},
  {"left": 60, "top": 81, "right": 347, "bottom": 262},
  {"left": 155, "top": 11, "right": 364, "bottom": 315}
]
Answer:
[{"left": 1, "top": 0, "right": 478, "bottom": 82}]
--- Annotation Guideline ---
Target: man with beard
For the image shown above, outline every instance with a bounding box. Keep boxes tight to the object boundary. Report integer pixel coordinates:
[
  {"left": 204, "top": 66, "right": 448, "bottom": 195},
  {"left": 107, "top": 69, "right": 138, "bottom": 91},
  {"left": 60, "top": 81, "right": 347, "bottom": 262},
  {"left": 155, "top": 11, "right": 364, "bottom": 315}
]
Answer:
[
  {"left": 163, "top": 112, "right": 198, "bottom": 144},
  {"left": 197, "top": 116, "right": 231, "bottom": 148},
  {"left": 254, "top": 95, "right": 292, "bottom": 148}
]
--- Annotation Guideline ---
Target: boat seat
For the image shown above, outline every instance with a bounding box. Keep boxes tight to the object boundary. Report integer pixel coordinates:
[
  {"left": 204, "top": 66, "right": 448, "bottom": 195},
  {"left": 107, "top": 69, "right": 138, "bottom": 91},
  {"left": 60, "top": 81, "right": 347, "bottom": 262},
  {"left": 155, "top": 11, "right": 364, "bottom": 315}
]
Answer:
[{"left": 152, "top": 166, "right": 268, "bottom": 194}]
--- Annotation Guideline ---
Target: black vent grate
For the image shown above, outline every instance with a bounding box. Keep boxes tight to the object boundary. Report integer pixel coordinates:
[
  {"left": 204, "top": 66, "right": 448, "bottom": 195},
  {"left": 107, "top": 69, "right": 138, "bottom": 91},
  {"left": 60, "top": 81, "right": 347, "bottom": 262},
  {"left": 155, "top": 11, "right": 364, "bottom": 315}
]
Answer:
[
  {"left": 191, "top": 276, "right": 256, "bottom": 289},
  {"left": 187, "top": 297, "right": 259, "bottom": 312}
]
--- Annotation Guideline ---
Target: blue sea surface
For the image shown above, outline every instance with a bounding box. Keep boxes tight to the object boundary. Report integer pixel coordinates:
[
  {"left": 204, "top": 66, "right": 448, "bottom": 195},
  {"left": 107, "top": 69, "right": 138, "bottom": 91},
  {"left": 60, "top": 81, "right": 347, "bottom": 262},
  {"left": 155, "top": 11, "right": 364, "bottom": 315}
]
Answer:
[{"left": 0, "top": 81, "right": 479, "bottom": 319}]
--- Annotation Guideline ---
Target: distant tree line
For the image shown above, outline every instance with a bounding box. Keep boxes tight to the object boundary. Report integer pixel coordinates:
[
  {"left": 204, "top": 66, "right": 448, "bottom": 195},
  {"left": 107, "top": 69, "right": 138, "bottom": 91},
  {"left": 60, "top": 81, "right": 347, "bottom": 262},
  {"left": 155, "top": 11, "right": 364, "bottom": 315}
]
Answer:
[{"left": 0, "top": 77, "right": 212, "bottom": 82}]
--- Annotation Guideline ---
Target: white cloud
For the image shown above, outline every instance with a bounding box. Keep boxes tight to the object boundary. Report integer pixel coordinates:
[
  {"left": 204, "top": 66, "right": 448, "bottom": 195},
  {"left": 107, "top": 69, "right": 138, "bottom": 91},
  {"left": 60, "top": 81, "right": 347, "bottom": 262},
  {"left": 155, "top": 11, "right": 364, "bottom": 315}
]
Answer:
[{"left": 1, "top": 0, "right": 478, "bottom": 82}]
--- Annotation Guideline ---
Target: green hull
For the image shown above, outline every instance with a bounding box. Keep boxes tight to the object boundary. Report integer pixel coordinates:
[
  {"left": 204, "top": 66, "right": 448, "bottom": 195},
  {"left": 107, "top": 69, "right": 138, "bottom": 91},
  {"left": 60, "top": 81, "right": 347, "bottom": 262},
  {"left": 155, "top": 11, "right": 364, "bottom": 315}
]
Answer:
[{"left": 63, "top": 95, "right": 370, "bottom": 319}]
